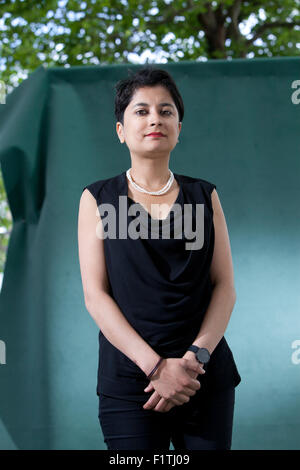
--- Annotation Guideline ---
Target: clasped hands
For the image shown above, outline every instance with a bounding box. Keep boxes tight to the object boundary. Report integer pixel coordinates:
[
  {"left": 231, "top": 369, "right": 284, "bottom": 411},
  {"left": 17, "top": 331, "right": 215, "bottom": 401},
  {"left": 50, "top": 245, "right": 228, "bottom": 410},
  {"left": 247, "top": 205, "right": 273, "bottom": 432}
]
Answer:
[{"left": 142, "top": 351, "right": 205, "bottom": 413}]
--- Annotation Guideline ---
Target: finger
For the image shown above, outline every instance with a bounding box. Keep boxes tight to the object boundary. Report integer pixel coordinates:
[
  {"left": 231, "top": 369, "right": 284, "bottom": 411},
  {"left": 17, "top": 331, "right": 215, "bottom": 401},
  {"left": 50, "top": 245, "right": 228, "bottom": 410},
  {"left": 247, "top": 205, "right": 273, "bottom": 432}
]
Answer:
[
  {"left": 164, "top": 403, "right": 175, "bottom": 412},
  {"left": 168, "top": 400, "right": 178, "bottom": 411},
  {"left": 154, "top": 398, "right": 171, "bottom": 412},
  {"left": 184, "top": 378, "right": 202, "bottom": 392},
  {"left": 161, "top": 398, "right": 181, "bottom": 412},
  {"left": 143, "top": 391, "right": 161, "bottom": 409},
  {"left": 182, "top": 358, "right": 205, "bottom": 373},
  {"left": 188, "top": 380, "right": 202, "bottom": 395},
  {"left": 175, "top": 380, "right": 201, "bottom": 400},
  {"left": 191, "top": 378, "right": 202, "bottom": 390},
  {"left": 170, "top": 396, "right": 186, "bottom": 405},
  {"left": 185, "top": 361, "right": 206, "bottom": 375},
  {"left": 143, "top": 398, "right": 158, "bottom": 409},
  {"left": 158, "top": 397, "right": 182, "bottom": 412},
  {"left": 144, "top": 382, "right": 154, "bottom": 392}
]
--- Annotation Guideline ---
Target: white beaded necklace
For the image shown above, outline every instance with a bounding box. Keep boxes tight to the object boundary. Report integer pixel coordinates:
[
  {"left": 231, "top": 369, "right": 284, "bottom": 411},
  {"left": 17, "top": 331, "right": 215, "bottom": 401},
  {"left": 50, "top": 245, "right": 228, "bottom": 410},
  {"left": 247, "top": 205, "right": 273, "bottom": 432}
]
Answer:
[{"left": 126, "top": 168, "right": 174, "bottom": 196}]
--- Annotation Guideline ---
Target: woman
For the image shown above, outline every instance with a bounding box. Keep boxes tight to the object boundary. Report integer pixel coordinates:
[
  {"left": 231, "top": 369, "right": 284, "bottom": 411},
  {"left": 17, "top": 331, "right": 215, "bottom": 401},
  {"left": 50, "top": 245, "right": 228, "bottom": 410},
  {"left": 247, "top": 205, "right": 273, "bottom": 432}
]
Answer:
[{"left": 78, "top": 66, "right": 241, "bottom": 450}]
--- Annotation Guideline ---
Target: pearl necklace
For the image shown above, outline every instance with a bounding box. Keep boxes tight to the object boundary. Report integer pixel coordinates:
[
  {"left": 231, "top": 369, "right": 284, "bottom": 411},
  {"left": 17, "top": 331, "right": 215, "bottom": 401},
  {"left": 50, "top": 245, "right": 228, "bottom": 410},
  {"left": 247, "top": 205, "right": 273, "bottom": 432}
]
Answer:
[{"left": 126, "top": 168, "right": 174, "bottom": 196}]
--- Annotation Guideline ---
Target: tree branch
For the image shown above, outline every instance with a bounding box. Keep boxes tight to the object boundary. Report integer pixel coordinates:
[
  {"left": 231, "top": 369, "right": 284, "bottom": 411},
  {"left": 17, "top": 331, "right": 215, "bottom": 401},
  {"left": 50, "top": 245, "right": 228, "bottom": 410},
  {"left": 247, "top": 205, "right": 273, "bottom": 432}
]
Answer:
[
  {"left": 246, "top": 21, "right": 300, "bottom": 45},
  {"left": 215, "top": 2, "right": 227, "bottom": 25},
  {"left": 227, "top": 0, "right": 242, "bottom": 40},
  {"left": 146, "top": 0, "right": 198, "bottom": 28}
]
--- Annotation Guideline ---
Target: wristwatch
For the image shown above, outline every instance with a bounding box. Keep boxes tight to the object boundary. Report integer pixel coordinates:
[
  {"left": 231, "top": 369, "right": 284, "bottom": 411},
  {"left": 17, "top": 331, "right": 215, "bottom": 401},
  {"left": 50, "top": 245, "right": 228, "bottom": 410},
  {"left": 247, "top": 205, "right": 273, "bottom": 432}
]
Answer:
[{"left": 187, "top": 345, "right": 211, "bottom": 366}]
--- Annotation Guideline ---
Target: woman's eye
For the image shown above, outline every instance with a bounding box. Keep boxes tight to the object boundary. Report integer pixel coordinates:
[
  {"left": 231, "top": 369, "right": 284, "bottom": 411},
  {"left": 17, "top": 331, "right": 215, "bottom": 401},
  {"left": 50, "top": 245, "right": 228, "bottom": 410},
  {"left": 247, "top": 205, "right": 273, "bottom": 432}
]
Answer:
[{"left": 136, "top": 110, "right": 172, "bottom": 115}]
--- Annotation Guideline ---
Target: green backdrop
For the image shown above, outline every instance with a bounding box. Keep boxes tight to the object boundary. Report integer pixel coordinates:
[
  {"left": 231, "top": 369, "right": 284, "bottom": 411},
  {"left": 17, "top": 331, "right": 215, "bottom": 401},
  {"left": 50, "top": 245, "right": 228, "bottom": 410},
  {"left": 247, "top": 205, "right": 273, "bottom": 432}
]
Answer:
[{"left": 0, "top": 57, "right": 299, "bottom": 450}]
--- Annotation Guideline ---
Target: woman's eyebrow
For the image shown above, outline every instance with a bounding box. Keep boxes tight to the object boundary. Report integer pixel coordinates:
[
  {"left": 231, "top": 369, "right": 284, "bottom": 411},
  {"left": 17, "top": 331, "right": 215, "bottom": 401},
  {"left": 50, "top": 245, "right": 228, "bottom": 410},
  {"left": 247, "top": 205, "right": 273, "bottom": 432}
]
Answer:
[{"left": 133, "top": 102, "right": 175, "bottom": 108}]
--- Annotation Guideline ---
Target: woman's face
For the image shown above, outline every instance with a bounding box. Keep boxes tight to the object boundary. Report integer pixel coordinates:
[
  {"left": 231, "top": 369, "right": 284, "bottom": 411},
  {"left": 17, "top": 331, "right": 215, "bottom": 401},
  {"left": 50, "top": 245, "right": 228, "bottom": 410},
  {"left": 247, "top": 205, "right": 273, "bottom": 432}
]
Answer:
[{"left": 116, "top": 85, "right": 182, "bottom": 158}]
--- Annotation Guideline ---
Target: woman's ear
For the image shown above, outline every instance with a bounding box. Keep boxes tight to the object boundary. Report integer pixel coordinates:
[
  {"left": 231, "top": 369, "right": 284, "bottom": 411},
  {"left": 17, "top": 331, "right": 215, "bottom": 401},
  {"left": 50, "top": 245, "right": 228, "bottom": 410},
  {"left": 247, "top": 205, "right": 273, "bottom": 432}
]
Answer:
[
  {"left": 116, "top": 122, "right": 124, "bottom": 143},
  {"left": 178, "top": 121, "right": 182, "bottom": 136}
]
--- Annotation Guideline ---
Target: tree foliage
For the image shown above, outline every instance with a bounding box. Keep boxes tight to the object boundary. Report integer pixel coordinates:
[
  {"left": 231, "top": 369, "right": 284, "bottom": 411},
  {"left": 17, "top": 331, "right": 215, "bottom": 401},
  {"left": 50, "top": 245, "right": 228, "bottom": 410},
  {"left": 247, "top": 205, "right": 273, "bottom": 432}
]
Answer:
[{"left": 0, "top": 0, "right": 300, "bottom": 90}]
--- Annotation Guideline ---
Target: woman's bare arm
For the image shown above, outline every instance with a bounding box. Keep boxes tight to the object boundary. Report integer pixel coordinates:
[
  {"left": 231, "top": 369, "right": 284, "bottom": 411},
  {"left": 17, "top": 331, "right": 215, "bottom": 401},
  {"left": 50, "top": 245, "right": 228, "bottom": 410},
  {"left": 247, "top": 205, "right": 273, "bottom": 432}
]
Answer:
[{"left": 78, "top": 188, "right": 161, "bottom": 377}]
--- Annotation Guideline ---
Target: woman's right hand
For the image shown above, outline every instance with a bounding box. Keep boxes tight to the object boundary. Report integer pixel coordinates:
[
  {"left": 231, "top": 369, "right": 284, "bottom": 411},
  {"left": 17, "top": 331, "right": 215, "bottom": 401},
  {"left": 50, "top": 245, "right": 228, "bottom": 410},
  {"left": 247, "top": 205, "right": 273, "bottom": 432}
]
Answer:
[{"left": 149, "top": 357, "right": 204, "bottom": 406}]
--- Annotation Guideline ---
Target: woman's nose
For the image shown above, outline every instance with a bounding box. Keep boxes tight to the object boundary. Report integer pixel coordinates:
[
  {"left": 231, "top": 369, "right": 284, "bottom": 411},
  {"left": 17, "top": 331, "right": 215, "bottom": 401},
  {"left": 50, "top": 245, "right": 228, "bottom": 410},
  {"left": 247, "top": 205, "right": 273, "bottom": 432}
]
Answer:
[{"left": 149, "top": 110, "right": 162, "bottom": 124}]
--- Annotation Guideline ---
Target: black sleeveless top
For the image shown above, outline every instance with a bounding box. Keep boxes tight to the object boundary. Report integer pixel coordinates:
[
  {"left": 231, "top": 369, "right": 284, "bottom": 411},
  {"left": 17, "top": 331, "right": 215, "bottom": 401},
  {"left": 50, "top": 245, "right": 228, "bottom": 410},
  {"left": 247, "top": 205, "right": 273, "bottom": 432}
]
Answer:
[{"left": 82, "top": 171, "right": 241, "bottom": 401}]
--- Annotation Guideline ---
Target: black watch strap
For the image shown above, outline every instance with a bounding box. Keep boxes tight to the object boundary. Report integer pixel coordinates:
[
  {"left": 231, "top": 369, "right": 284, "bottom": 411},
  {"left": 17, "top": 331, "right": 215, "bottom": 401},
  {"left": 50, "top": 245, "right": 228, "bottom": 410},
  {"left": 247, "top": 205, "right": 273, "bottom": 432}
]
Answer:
[{"left": 188, "top": 345, "right": 199, "bottom": 354}]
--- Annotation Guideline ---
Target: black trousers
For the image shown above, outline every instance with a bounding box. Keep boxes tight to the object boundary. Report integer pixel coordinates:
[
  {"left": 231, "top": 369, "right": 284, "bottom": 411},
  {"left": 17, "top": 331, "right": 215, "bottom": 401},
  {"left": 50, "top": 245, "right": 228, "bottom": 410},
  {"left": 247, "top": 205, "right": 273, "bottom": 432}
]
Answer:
[{"left": 98, "top": 385, "right": 236, "bottom": 450}]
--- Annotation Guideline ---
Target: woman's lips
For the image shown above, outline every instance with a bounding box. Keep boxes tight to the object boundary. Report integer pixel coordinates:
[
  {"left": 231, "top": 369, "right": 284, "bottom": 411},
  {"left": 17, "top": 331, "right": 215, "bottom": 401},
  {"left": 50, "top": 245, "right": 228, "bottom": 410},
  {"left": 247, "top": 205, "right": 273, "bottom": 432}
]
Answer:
[{"left": 146, "top": 133, "right": 165, "bottom": 137}]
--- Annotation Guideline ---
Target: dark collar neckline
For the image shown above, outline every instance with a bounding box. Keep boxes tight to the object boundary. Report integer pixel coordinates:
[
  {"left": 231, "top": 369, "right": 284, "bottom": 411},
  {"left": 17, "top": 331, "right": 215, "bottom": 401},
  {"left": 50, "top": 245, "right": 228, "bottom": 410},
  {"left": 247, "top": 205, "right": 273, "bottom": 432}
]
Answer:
[{"left": 120, "top": 170, "right": 184, "bottom": 225}]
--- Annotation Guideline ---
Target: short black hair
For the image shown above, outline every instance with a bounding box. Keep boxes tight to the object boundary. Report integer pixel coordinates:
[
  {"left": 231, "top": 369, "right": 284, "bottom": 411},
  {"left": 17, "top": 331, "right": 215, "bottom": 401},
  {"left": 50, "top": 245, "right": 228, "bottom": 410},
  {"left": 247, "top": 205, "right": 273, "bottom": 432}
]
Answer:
[{"left": 114, "top": 65, "right": 184, "bottom": 125}]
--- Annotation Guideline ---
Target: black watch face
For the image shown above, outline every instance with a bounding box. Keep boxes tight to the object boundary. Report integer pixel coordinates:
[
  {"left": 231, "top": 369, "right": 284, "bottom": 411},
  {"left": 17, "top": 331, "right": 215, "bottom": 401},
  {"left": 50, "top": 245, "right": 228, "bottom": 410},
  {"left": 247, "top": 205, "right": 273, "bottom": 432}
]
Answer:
[{"left": 197, "top": 348, "right": 210, "bottom": 363}]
